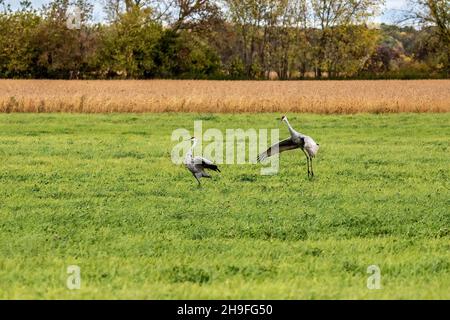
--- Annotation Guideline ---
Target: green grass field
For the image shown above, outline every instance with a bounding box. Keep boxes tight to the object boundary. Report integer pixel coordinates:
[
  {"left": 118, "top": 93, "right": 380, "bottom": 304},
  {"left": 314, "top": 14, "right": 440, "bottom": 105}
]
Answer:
[{"left": 0, "top": 113, "right": 449, "bottom": 299}]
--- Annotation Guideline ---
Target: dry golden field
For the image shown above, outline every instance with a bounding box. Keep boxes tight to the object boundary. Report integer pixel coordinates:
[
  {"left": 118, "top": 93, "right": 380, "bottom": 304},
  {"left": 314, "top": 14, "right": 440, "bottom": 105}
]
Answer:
[{"left": 0, "top": 79, "right": 449, "bottom": 113}]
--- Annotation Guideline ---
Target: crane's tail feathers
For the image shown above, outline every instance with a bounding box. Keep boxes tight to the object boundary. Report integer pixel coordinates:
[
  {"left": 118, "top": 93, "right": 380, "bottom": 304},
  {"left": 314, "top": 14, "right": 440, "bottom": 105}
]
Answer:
[
  {"left": 257, "top": 153, "right": 268, "bottom": 162},
  {"left": 203, "top": 163, "right": 221, "bottom": 172}
]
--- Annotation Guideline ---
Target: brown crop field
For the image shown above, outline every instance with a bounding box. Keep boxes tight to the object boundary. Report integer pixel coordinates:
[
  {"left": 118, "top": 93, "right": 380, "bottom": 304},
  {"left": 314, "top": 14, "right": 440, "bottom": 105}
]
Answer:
[{"left": 0, "top": 79, "right": 449, "bottom": 114}]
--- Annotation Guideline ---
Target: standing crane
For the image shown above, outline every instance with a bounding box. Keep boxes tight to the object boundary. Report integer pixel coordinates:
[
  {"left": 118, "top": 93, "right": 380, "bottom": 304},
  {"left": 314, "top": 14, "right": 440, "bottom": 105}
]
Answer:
[
  {"left": 184, "top": 137, "right": 221, "bottom": 185},
  {"left": 257, "top": 115, "right": 319, "bottom": 177}
]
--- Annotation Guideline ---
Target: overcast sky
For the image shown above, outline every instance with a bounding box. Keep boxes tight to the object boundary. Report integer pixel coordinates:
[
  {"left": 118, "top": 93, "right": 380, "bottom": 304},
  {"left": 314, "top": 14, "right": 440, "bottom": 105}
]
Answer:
[{"left": 5, "top": 0, "right": 409, "bottom": 24}]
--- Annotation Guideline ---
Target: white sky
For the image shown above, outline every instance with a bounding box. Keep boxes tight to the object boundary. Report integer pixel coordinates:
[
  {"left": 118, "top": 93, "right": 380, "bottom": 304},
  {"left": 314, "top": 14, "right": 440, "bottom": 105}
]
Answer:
[
  {"left": 6, "top": 0, "right": 410, "bottom": 24},
  {"left": 377, "top": 0, "right": 409, "bottom": 23}
]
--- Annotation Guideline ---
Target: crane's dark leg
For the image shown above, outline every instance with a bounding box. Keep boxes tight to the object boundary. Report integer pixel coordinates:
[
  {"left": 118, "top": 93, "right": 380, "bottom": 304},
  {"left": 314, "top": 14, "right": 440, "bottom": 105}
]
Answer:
[
  {"left": 310, "top": 158, "right": 314, "bottom": 177},
  {"left": 193, "top": 173, "right": 201, "bottom": 186},
  {"left": 302, "top": 150, "right": 310, "bottom": 177},
  {"left": 308, "top": 157, "right": 313, "bottom": 178}
]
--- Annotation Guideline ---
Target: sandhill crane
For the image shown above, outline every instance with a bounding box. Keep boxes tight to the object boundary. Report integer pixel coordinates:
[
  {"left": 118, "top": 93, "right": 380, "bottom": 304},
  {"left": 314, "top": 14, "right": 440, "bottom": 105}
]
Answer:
[
  {"left": 184, "top": 137, "right": 221, "bottom": 185},
  {"left": 258, "top": 115, "right": 319, "bottom": 177}
]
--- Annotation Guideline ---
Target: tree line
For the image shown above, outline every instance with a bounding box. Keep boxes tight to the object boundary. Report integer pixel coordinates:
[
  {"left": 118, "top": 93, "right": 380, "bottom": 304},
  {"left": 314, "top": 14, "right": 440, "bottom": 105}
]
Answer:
[{"left": 0, "top": 0, "right": 448, "bottom": 80}]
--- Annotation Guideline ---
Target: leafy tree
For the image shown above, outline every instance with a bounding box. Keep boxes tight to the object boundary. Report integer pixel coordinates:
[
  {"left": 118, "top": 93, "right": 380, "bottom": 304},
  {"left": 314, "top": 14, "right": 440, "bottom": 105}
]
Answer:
[
  {"left": 97, "top": 4, "right": 161, "bottom": 78},
  {"left": 153, "top": 29, "right": 221, "bottom": 78},
  {"left": 0, "top": 0, "right": 448, "bottom": 79},
  {"left": 407, "top": 0, "right": 449, "bottom": 74},
  {"left": 0, "top": 1, "right": 41, "bottom": 78},
  {"left": 309, "top": 0, "right": 383, "bottom": 78},
  {"left": 33, "top": 0, "right": 96, "bottom": 78}
]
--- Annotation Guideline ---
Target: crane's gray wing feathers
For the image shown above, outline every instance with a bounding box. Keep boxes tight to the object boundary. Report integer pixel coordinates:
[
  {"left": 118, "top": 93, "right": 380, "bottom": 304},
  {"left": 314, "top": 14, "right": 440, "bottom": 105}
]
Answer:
[
  {"left": 257, "top": 137, "right": 300, "bottom": 162},
  {"left": 193, "top": 156, "right": 221, "bottom": 172},
  {"left": 193, "top": 156, "right": 213, "bottom": 165}
]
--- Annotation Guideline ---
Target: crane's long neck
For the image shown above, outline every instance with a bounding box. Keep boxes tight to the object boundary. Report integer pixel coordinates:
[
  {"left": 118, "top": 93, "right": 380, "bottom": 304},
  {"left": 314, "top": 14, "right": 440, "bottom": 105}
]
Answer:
[
  {"left": 187, "top": 139, "right": 197, "bottom": 159},
  {"left": 284, "top": 118, "right": 297, "bottom": 136}
]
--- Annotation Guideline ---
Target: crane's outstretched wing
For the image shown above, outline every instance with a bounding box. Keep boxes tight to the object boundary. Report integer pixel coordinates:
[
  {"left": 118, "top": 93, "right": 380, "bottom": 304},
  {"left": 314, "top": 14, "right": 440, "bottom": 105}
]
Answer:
[
  {"left": 193, "top": 156, "right": 221, "bottom": 172},
  {"left": 257, "top": 137, "right": 300, "bottom": 162}
]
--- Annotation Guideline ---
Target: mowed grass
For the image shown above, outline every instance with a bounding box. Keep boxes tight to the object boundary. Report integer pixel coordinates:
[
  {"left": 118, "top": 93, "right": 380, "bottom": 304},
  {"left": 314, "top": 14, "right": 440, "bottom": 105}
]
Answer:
[{"left": 0, "top": 113, "right": 449, "bottom": 299}]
